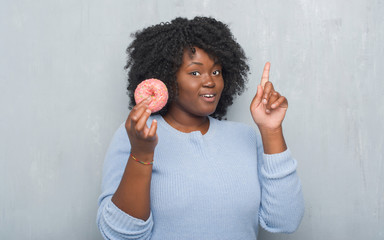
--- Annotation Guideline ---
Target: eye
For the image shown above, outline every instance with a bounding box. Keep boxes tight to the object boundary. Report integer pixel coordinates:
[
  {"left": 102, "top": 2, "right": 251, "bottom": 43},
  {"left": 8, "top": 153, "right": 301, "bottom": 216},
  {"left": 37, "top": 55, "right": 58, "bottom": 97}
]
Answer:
[
  {"left": 190, "top": 71, "right": 200, "bottom": 76},
  {"left": 212, "top": 70, "right": 221, "bottom": 76}
]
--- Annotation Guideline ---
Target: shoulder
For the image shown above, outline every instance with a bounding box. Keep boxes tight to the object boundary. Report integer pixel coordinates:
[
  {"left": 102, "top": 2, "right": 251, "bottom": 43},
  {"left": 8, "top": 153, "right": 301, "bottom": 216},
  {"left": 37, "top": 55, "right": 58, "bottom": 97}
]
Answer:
[
  {"left": 105, "top": 122, "right": 130, "bottom": 154},
  {"left": 114, "top": 122, "right": 128, "bottom": 141}
]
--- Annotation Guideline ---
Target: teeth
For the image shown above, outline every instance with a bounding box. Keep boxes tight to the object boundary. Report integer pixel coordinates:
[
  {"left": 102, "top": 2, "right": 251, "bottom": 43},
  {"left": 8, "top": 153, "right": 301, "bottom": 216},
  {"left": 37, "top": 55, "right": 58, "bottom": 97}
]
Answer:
[{"left": 203, "top": 94, "right": 214, "bottom": 98}]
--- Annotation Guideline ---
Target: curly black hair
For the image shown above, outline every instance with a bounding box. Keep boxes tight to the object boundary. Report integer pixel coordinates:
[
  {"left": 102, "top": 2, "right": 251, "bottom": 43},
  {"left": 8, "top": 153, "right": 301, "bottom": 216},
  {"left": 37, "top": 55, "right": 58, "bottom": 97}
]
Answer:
[{"left": 125, "top": 16, "right": 249, "bottom": 119}]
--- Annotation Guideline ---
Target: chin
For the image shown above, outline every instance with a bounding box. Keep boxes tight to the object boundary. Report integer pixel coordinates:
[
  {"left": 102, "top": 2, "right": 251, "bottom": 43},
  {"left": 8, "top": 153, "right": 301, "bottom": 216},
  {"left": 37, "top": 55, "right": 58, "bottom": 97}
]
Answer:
[{"left": 195, "top": 107, "right": 218, "bottom": 117}]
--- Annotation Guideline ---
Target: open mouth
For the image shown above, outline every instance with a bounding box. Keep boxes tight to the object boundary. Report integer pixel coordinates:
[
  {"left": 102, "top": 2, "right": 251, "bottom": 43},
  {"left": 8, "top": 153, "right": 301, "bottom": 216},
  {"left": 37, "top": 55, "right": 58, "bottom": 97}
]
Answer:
[{"left": 200, "top": 94, "right": 217, "bottom": 102}]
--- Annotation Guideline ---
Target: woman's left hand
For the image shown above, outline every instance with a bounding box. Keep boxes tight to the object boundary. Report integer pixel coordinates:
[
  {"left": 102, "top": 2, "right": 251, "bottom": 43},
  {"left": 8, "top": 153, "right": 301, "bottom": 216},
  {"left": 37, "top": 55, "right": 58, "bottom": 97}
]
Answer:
[{"left": 250, "top": 62, "right": 288, "bottom": 131}]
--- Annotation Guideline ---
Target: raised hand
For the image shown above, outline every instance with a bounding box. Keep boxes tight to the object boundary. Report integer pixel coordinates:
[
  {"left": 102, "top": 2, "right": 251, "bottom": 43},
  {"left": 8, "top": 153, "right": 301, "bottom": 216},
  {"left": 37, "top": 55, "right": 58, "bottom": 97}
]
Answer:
[
  {"left": 125, "top": 97, "right": 158, "bottom": 155},
  {"left": 250, "top": 62, "right": 288, "bottom": 131},
  {"left": 112, "top": 97, "right": 156, "bottom": 220}
]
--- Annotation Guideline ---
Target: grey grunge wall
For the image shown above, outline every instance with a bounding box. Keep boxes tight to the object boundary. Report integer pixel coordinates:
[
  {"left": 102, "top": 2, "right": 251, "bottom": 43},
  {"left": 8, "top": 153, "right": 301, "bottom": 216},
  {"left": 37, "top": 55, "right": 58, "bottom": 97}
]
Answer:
[{"left": 1, "top": 0, "right": 383, "bottom": 239}]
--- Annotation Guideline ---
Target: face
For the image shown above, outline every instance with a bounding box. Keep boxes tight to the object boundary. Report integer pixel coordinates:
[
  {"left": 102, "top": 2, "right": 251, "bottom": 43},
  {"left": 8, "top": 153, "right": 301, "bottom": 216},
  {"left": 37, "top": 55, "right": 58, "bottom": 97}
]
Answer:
[{"left": 170, "top": 47, "right": 224, "bottom": 118}]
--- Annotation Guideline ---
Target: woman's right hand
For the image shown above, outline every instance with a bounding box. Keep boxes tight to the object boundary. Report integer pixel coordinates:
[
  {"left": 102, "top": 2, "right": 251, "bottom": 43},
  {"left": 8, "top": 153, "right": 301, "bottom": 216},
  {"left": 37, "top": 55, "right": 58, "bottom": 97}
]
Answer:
[
  {"left": 112, "top": 97, "right": 156, "bottom": 220},
  {"left": 125, "top": 97, "right": 158, "bottom": 155}
]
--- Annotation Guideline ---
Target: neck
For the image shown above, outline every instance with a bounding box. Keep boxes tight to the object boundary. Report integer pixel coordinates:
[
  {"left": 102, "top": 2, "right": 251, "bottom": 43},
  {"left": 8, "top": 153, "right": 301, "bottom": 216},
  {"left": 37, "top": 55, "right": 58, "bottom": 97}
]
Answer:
[{"left": 163, "top": 107, "right": 210, "bottom": 135}]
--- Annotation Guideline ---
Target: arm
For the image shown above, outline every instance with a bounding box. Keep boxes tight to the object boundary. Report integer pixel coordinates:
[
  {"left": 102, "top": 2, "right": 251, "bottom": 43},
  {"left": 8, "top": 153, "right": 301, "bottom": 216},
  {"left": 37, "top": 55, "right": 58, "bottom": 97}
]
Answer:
[
  {"left": 256, "top": 134, "right": 304, "bottom": 233},
  {"left": 250, "top": 62, "right": 289, "bottom": 154},
  {"left": 250, "top": 62, "right": 304, "bottom": 232},
  {"left": 97, "top": 97, "right": 157, "bottom": 239}
]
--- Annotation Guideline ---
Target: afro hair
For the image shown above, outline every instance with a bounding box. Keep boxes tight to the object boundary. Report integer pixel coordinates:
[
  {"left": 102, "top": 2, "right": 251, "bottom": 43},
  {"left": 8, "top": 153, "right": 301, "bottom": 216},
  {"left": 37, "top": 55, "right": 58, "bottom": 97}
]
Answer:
[{"left": 124, "top": 16, "right": 249, "bottom": 119}]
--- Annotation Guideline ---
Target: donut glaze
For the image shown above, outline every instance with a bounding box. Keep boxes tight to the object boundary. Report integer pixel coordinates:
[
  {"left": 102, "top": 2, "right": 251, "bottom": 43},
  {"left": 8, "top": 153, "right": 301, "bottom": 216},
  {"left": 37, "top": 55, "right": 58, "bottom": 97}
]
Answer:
[{"left": 134, "top": 78, "right": 168, "bottom": 113}]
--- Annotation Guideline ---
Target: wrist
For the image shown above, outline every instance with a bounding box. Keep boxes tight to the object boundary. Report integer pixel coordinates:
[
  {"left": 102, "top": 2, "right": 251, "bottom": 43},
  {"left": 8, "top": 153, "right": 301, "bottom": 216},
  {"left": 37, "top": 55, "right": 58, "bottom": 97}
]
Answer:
[
  {"left": 258, "top": 125, "right": 283, "bottom": 136},
  {"left": 130, "top": 149, "right": 154, "bottom": 163},
  {"left": 258, "top": 126, "right": 287, "bottom": 154}
]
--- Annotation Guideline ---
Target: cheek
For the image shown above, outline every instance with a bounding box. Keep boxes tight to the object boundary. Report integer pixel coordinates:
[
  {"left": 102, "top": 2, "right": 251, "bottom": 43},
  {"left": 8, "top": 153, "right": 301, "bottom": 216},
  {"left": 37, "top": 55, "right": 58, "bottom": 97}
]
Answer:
[{"left": 178, "top": 82, "right": 200, "bottom": 96}]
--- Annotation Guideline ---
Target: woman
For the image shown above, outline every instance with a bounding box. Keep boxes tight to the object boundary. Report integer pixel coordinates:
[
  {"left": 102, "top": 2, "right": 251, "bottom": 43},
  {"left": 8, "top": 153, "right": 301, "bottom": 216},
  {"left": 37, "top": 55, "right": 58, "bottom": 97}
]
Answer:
[{"left": 97, "top": 16, "right": 304, "bottom": 240}]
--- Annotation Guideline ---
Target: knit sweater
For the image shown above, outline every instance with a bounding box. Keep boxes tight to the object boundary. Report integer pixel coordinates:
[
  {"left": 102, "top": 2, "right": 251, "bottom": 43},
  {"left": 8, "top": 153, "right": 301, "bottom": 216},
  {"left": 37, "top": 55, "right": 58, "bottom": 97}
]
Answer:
[{"left": 97, "top": 115, "right": 304, "bottom": 240}]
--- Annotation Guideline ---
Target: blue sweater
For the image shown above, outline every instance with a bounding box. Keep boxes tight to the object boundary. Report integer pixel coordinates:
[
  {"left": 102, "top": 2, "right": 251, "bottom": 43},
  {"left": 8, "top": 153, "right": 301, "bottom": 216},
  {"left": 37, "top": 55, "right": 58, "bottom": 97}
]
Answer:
[{"left": 97, "top": 115, "right": 304, "bottom": 240}]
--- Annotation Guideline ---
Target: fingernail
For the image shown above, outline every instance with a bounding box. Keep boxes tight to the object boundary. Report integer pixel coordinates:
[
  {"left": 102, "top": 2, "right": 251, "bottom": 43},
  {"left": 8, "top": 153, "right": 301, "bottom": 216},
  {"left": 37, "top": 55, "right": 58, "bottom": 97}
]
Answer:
[
  {"left": 271, "top": 104, "right": 275, "bottom": 108},
  {"left": 266, "top": 109, "right": 270, "bottom": 113},
  {"left": 263, "top": 99, "right": 267, "bottom": 104},
  {"left": 146, "top": 109, "right": 151, "bottom": 114}
]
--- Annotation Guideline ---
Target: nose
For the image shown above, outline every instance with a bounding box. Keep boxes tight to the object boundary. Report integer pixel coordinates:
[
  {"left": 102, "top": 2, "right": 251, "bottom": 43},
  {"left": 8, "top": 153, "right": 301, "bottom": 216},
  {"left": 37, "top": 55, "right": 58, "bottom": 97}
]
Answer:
[{"left": 202, "top": 75, "right": 215, "bottom": 88}]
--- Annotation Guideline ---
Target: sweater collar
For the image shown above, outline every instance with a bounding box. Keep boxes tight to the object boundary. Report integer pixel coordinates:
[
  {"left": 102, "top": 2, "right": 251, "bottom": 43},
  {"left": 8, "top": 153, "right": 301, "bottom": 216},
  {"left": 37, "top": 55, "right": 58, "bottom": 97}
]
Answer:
[{"left": 153, "top": 115, "right": 216, "bottom": 139}]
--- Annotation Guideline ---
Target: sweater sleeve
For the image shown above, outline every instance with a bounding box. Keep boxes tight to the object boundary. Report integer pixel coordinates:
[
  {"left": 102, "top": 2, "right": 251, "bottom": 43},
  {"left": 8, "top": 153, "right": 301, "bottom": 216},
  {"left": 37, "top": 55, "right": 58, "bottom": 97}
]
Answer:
[
  {"left": 256, "top": 133, "right": 305, "bottom": 233},
  {"left": 96, "top": 123, "right": 153, "bottom": 240}
]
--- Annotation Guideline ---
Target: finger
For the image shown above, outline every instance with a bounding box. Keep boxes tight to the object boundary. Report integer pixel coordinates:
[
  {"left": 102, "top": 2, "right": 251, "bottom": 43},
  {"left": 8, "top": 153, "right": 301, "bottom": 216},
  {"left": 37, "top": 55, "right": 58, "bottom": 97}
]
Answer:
[
  {"left": 251, "top": 85, "right": 264, "bottom": 108},
  {"left": 126, "top": 105, "right": 147, "bottom": 130},
  {"left": 128, "top": 98, "right": 152, "bottom": 127},
  {"left": 147, "top": 119, "right": 158, "bottom": 138},
  {"left": 136, "top": 96, "right": 152, "bottom": 106},
  {"left": 134, "top": 96, "right": 152, "bottom": 110},
  {"left": 271, "top": 96, "right": 288, "bottom": 109},
  {"left": 129, "top": 106, "right": 147, "bottom": 129},
  {"left": 262, "top": 82, "right": 274, "bottom": 105},
  {"left": 266, "top": 91, "right": 280, "bottom": 110},
  {"left": 135, "top": 108, "right": 152, "bottom": 134},
  {"left": 260, "top": 62, "right": 271, "bottom": 88}
]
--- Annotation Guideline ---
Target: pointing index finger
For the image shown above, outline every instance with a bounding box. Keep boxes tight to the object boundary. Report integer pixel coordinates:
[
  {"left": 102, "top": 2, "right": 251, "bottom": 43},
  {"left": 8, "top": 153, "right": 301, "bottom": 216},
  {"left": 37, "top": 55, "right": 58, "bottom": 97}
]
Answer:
[{"left": 260, "top": 62, "right": 271, "bottom": 89}]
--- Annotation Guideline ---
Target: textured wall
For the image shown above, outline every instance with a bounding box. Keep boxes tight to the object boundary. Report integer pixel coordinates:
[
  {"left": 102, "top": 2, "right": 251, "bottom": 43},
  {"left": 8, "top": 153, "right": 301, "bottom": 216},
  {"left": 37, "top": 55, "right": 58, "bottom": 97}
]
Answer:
[{"left": 1, "top": 0, "right": 383, "bottom": 239}]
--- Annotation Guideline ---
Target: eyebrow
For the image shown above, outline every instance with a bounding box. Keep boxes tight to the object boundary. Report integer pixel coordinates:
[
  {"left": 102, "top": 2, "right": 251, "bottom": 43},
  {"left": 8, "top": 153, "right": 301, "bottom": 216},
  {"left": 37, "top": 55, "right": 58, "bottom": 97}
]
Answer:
[
  {"left": 187, "top": 62, "right": 203, "bottom": 67},
  {"left": 186, "top": 61, "right": 220, "bottom": 67}
]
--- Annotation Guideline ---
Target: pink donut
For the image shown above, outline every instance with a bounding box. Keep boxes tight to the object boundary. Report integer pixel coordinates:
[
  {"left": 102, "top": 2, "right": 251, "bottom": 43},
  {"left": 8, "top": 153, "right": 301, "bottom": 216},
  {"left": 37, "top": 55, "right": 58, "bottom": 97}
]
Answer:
[{"left": 134, "top": 78, "right": 168, "bottom": 113}]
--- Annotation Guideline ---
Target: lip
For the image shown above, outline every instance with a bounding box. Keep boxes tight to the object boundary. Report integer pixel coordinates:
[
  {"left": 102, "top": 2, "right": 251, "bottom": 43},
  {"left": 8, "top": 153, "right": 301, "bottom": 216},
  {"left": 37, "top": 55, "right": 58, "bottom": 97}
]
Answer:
[{"left": 199, "top": 93, "right": 217, "bottom": 103}]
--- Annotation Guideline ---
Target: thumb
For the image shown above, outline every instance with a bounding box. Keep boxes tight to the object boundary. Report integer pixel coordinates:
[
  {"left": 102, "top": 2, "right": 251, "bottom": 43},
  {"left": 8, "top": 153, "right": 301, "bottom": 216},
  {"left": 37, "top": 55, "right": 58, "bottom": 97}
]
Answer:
[{"left": 251, "top": 85, "right": 263, "bottom": 108}]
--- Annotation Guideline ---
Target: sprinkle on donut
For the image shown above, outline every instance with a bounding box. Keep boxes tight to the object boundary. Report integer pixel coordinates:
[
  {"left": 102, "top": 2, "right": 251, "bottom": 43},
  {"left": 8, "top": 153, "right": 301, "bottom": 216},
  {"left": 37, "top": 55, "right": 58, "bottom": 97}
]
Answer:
[{"left": 134, "top": 78, "right": 168, "bottom": 113}]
